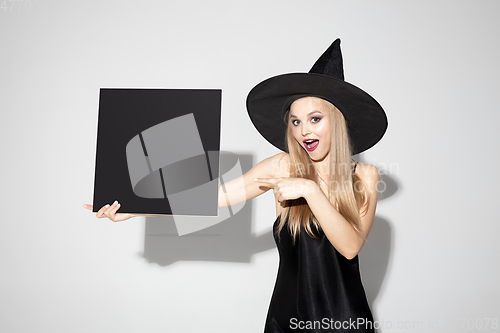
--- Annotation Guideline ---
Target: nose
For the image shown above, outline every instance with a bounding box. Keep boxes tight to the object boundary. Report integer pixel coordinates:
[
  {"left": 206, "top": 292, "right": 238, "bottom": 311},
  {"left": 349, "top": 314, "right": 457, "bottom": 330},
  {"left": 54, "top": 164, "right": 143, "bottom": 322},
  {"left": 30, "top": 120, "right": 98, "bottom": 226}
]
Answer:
[{"left": 301, "top": 123, "right": 311, "bottom": 137}]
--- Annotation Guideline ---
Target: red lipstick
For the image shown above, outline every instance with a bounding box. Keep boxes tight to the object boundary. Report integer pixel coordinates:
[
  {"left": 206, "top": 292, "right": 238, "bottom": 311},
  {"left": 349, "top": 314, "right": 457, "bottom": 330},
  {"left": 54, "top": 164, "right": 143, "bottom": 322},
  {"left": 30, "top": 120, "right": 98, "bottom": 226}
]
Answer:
[{"left": 303, "top": 139, "right": 319, "bottom": 152}]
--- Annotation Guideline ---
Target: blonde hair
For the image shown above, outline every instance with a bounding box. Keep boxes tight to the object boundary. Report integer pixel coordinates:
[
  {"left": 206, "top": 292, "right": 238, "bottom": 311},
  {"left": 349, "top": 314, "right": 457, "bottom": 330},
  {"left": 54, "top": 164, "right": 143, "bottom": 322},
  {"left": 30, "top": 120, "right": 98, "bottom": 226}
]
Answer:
[{"left": 276, "top": 97, "right": 369, "bottom": 243}]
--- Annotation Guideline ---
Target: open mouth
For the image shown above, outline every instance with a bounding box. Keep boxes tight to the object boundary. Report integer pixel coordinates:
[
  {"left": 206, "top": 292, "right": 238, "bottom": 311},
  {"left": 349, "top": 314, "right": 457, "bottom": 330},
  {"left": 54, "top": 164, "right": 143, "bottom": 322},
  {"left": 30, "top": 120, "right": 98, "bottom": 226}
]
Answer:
[{"left": 303, "top": 139, "right": 319, "bottom": 152}]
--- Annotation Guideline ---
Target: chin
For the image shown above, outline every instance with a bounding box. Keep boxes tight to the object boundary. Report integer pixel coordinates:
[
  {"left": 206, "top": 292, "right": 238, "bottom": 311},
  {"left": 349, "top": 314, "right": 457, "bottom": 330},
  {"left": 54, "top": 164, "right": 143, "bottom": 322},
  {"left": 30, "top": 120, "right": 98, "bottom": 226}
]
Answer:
[{"left": 307, "top": 151, "right": 328, "bottom": 162}]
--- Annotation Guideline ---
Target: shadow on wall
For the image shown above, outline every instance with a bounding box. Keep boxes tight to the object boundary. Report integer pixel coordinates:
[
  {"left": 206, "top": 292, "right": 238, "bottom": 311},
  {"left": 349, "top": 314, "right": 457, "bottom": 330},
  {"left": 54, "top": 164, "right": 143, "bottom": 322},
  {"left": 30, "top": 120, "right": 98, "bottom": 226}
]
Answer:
[
  {"left": 359, "top": 167, "right": 398, "bottom": 317},
  {"left": 141, "top": 152, "right": 277, "bottom": 265},
  {"left": 140, "top": 153, "right": 398, "bottom": 309}
]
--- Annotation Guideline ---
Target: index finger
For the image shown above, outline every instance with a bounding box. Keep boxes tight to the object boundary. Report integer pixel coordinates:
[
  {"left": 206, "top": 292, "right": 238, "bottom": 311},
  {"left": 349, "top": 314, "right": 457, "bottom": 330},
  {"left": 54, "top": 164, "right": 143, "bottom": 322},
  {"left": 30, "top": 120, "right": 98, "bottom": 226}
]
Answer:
[
  {"left": 96, "top": 204, "right": 111, "bottom": 218},
  {"left": 254, "top": 177, "right": 280, "bottom": 186}
]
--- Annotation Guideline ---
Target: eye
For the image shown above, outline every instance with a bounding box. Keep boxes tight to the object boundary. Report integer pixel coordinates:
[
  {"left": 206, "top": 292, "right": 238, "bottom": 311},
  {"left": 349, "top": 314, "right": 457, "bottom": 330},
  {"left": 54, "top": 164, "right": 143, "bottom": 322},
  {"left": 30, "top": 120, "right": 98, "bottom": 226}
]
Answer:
[
  {"left": 311, "top": 117, "right": 322, "bottom": 123},
  {"left": 291, "top": 119, "right": 300, "bottom": 126}
]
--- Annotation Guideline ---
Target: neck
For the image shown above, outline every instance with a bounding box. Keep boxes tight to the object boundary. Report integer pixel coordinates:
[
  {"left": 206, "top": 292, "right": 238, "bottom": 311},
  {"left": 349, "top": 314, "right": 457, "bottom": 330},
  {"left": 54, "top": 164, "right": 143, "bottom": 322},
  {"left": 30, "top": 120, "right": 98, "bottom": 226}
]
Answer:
[
  {"left": 313, "top": 158, "right": 356, "bottom": 178},
  {"left": 313, "top": 158, "right": 330, "bottom": 178}
]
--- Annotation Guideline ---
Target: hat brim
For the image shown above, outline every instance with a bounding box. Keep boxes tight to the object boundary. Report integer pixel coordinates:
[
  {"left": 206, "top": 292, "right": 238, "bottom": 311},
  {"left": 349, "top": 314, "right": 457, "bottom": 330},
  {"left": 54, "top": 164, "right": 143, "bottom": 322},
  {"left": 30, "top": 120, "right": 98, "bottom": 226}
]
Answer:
[{"left": 246, "top": 73, "right": 388, "bottom": 155}]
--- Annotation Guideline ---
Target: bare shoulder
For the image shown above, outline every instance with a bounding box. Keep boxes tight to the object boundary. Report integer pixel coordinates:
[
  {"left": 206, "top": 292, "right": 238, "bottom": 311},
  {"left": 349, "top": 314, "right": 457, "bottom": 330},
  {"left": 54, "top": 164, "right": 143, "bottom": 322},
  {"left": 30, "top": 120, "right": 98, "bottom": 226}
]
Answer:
[
  {"left": 273, "top": 152, "right": 291, "bottom": 177},
  {"left": 355, "top": 163, "right": 379, "bottom": 178},
  {"left": 355, "top": 163, "right": 380, "bottom": 193}
]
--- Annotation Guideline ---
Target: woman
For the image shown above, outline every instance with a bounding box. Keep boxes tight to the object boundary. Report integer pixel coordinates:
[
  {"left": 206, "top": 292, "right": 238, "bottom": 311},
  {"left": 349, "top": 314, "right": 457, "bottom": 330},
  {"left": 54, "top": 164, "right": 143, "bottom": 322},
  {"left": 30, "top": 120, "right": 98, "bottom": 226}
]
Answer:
[{"left": 84, "top": 39, "right": 387, "bottom": 332}]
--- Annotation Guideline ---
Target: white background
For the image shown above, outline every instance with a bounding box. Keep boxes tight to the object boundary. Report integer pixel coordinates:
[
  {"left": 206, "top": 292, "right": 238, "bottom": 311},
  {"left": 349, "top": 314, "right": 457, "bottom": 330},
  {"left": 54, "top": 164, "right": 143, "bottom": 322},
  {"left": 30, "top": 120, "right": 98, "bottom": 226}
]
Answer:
[{"left": 1, "top": 1, "right": 499, "bottom": 332}]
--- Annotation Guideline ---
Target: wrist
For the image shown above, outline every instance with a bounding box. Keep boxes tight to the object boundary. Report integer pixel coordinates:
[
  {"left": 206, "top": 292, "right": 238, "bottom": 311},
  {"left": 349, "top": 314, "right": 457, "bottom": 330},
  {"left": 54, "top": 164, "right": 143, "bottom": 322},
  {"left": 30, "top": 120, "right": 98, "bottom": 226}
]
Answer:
[{"left": 303, "top": 179, "right": 321, "bottom": 201}]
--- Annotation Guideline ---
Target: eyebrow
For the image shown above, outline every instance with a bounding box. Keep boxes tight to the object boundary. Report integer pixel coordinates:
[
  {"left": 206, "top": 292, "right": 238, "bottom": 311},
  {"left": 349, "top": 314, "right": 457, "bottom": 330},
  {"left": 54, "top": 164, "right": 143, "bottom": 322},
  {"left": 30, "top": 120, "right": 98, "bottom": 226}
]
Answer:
[{"left": 289, "top": 110, "right": 323, "bottom": 119}]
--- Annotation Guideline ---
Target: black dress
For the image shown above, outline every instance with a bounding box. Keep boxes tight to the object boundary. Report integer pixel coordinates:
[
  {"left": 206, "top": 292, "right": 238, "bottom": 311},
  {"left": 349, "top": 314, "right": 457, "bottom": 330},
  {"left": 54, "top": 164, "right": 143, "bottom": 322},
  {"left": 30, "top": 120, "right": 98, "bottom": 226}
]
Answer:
[{"left": 264, "top": 211, "right": 374, "bottom": 332}]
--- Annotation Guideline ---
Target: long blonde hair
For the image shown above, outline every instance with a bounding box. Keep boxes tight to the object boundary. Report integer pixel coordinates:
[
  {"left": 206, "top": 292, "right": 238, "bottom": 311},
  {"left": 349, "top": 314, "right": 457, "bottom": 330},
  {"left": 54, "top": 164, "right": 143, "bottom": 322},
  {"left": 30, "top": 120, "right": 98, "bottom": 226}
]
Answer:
[{"left": 276, "top": 97, "right": 369, "bottom": 243}]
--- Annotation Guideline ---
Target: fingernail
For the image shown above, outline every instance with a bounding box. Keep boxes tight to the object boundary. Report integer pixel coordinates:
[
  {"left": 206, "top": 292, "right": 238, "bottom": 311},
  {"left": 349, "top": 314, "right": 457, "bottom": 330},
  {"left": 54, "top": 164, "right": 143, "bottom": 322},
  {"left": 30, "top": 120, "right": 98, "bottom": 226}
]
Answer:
[
  {"left": 117, "top": 203, "right": 121, "bottom": 207},
  {"left": 113, "top": 200, "right": 118, "bottom": 206},
  {"left": 105, "top": 204, "right": 110, "bottom": 208},
  {"left": 254, "top": 178, "right": 258, "bottom": 181}
]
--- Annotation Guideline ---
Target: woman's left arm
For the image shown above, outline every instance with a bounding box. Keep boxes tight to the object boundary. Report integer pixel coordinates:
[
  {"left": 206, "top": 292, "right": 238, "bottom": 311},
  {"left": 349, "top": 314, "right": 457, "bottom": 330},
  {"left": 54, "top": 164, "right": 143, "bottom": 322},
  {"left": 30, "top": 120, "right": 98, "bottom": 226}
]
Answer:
[
  {"left": 305, "top": 164, "right": 379, "bottom": 259},
  {"left": 255, "top": 163, "right": 379, "bottom": 260}
]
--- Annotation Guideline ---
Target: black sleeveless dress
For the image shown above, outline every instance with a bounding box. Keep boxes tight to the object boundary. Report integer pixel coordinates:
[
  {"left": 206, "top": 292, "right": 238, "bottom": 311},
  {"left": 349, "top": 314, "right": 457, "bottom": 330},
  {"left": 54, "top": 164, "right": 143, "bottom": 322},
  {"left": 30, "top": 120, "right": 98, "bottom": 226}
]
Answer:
[{"left": 263, "top": 180, "right": 374, "bottom": 332}]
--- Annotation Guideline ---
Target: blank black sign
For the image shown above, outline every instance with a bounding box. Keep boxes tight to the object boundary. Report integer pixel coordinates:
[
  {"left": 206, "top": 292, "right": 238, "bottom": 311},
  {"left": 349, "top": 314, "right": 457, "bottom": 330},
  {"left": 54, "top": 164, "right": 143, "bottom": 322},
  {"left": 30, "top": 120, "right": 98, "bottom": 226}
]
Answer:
[{"left": 93, "top": 88, "right": 222, "bottom": 215}]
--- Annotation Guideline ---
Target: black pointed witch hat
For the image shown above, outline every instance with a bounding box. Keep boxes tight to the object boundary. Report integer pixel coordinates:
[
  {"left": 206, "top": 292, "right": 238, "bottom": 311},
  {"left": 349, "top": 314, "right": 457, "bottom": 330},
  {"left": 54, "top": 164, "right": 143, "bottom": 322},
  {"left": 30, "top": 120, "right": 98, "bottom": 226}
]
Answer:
[{"left": 246, "top": 39, "right": 388, "bottom": 155}]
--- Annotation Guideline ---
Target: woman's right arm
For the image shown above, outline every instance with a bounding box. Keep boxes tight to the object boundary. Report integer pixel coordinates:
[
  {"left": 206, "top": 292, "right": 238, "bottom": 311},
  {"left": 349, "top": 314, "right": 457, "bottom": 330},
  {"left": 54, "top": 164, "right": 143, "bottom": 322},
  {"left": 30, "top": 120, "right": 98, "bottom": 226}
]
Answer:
[
  {"left": 84, "top": 152, "right": 288, "bottom": 222},
  {"left": 218, "top": 152, "right": 287, "bottom": 208}
]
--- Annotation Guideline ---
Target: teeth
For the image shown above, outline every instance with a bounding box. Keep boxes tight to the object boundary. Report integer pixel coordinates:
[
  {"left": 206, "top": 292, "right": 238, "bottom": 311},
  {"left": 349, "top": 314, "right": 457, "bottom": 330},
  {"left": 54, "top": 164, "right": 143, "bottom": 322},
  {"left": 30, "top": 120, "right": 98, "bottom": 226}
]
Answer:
[{"left": 305, "top": 140, "right": 318, "bottom": 149}]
